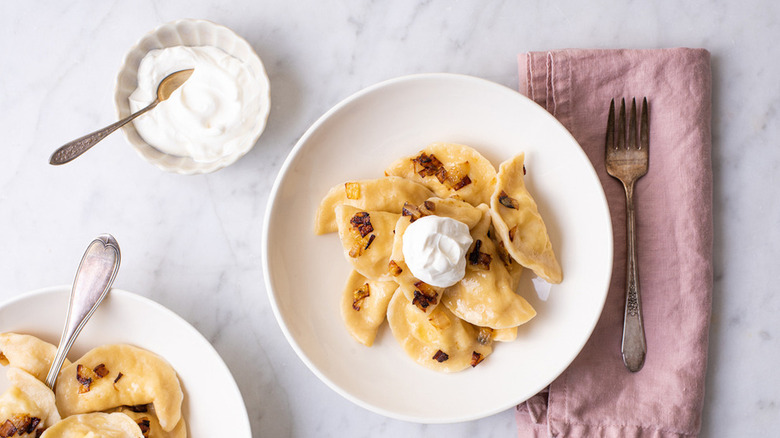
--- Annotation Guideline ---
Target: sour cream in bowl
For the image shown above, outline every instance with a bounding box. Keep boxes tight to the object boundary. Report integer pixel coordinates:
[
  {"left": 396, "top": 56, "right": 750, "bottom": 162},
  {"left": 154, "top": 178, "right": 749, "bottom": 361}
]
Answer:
[{"left": 115, "top": 19, "right": 270, "bottom": 174}]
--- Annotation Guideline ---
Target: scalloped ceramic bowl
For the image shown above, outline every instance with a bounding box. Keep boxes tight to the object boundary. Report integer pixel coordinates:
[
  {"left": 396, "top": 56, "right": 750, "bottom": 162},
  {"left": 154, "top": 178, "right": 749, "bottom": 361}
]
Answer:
[{"left": 115, "top": 19, "right": 270, "bottom": 174}]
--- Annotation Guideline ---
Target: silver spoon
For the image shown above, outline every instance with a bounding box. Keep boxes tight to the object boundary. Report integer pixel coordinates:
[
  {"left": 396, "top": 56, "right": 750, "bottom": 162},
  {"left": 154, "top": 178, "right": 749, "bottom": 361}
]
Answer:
[
  {"left": 49, "top": 69, "right": 194, "bottom": 165},
  {"left": 45, "top": 234, "right": 121, "bottom": 389}
]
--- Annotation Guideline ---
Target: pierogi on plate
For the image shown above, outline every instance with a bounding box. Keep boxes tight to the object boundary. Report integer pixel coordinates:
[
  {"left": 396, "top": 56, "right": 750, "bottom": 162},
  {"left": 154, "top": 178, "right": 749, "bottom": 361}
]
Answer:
[
  {"left": 316, "top": 142, "right": 562, "bottom": 373},
  {"left": 0, "top": 333, "right": 187, "bottom": 437}
]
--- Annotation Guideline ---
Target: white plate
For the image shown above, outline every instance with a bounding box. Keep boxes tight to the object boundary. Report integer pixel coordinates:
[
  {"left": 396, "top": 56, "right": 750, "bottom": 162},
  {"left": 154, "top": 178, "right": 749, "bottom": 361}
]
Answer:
[
  {"left": 262, "top": 73, "right": 612, "bottom": 423},
  {"left": 0, "top": 286, "right": 252, "bottom": 437}
]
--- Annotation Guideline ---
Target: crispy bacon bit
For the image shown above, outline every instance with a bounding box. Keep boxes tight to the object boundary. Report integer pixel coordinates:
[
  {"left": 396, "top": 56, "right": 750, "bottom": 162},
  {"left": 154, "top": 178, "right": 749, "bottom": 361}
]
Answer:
[
  {"left": 350, "top": 212, "right": 374, "bottom": 237},
  {"left": 5, "top": 414, "right": 38, "bottom": 435},
  {"left": 412, "top": 152, "right": 444, "bottom": 177},
  {"left": 427, "top": 310, "right": 451, "bottom": 330},
  {"left": 508, "top": 225, "right": 518, "bottom": 242},
  {"left": 451, "top": 175, "right": 472, "bottom": 191},
  {"left": 468, "top": 240, "right": 492, "bottom": 270},
  {"left": 401, "top": 202, "right": 423, "bottom": 222},
  {"left": 344, "top": 182, "right": 361, "bottom": 200},
  {"left": 137, "top": 417, "right": 151, "bottom": 437},
  {"left": 364, "top": 234, "right": 376, "bottom": 250},
  {"left": 352, "top": 283, "right": 371, "bottom": 311},
  {"left": 127, "top": 404, "right": 148, "bottom": 413},
  {"left": 93, "top": 363, "right": 109, "bottom": 378},
  {"left": 348, "top": 246, "right": 362, "bottom": 258},
  {"left": 76, "top": 364, "right": 95, "bottom": 393},
  {"left": 411, "top": 281, "right": 439, "bottom": 311},
  {"left": 28, "top": 417, "right": 41, "bottom": 434},
  {"left": 0, "top": 420, "right": 16, "bottom": 438},
  {"left": 113, "top": 372, "right": 124, "bottom": 390},
  {"left": 388, "top": 260, "right": 403, "bottom": 276},
  {"left": 432, "top": 350, "right": 449, "bottom": 363},
  {"left": 421, "top": 200, "right": 436, "bottom": 215},
  {"left": 498, "top": 190, "right": 520, "bottom": 209},
  {"left": 434, "top": 166, "right": 448, "bottom": 184},
  {"left": 412, "top": 290, "right": 435, "bottom": 311},
  {"left": 0, "top": 415, "right": 37, "bottom": 438},
  {"left": 496, "top": 240, "right": 513, "bottom": 268},
  {"left": 441, "top": 161, "right": 471, "bottom": 191},
  {"left": 477, "top": 327, "right": 494, "bottom": 346},
  {"left": 471, "top": 351, "right": 485, "bottom": 367}
]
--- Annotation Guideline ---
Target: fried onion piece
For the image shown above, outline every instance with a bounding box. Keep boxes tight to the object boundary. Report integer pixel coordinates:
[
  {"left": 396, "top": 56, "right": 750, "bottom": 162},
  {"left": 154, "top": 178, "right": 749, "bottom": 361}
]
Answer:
[
  {"left": 344, "top": 182, "right": 361, "bottom": 200},
  {"left": 470, "top": 351, "right": 485, "bottom": 367},
  {"left": 432, "top": 350, "right": 449, "bottom": 363},
  {"left": 352, "top": 283, "right": 371, "bottom": 311}
]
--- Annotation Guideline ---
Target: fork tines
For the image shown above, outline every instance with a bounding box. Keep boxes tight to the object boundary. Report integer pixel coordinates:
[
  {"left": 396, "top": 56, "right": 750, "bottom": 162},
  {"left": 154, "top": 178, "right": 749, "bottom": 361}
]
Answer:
[{"left": 606, "top": 97, "right": 649, "bottom": 152}]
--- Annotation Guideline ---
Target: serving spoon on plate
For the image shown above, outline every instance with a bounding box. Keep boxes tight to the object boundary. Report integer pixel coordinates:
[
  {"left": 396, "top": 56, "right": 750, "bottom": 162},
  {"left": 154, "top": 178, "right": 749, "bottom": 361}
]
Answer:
[
  {"left": 49, "top": 69, "right": 194, "bottom": 165},
  {"left": 45, "top": 234, "right": 121, "bottom": 389}
]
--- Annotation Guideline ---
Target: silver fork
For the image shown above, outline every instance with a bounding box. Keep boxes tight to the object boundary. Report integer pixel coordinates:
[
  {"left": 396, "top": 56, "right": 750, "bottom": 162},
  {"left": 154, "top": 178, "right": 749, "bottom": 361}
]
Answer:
[{"left": 605, "top": 97, "right": 649, "bottom": 372}]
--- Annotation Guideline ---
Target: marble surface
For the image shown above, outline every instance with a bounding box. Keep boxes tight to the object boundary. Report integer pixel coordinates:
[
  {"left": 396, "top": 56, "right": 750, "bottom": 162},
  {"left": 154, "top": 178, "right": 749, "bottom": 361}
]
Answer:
[{"left": 0, "top": 1, "right": 777, "bottom": 436}]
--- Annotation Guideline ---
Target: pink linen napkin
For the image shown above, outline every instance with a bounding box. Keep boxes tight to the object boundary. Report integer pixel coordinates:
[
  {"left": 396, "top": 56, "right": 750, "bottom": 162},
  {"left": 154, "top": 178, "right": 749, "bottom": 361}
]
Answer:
[{"left": 515, "top": 48, "right": 713, "bottom": 437}]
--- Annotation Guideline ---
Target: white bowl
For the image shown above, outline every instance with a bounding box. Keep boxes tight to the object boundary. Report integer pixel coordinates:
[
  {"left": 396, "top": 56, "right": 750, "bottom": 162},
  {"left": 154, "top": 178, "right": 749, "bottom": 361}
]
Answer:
[
  {"left": 115, "top": 19, "right": 270, "bottom": 174},
  {"left": 263, "top": 73, "right": 612, "bottom": 422},
  {"left": 0, "top": 286, "right": 252, "bottom": 437}
]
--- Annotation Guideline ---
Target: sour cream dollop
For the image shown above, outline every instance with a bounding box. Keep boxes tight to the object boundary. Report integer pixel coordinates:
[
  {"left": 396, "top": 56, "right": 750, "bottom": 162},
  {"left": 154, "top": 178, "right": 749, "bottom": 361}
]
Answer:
[
  {"left": 402, "top": 215, "right": 474, "bottom": 288},
  {"left": 129, "top": 46, "right": 263, "bottom": 162}
]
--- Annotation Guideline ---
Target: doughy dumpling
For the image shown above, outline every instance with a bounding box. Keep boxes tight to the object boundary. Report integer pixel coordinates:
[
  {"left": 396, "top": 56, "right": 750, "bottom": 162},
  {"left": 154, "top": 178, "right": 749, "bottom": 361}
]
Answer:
[
  {"left": 0, "top": 333, "right": 70, "bottom": 382},
  {"left": 39, "top": 413, "right": 143, "bottom": 438},
  {"left": 55, "top": 344, "right": 183, "bottom": 432},
  {"left": 386, "top": 198, "right": 485, "bottom": 314},
  {"left": 386, "top": 291, "right": 492, "bottom": 372},
  {"left": 489, "top": 153, "right": 562, "bottom": 283},
  {"left": 387, "top": 216, "right": 444, "bottom": 315},
  {"left": 335, "top": 205, "right": 399, "bottom": 281},
  {"left": 0, "top": 368, "right": 61, "bottom": 437},
  {"left": 111, "top": 407, "right": 187, "bottom": 438},
  {"left": 488, "top": 223, "right": 524, "bottom": 291},
  {"left": 341, "top": 271, "right": 396, "bottom": 347},
  {"left": 442, "top": 205, "right": 536, "bottom": 329},
  {"left": 314, "top": 176, "right": 434, "bottom": 234},
  {"left": 385, "top": 143, "right": 497, "bottom": 206}
]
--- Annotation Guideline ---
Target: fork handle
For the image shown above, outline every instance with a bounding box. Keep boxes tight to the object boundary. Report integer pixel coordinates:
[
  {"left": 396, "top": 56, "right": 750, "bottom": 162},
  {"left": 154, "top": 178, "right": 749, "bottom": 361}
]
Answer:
[{"left": 621, "top": 182, "right": 646, "bottom": 372}]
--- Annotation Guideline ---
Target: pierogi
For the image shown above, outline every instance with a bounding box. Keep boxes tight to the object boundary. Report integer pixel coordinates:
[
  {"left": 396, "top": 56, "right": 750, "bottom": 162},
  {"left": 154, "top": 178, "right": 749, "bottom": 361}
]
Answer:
[
  {"left": 386, "top": 291, "right": 492, "bottom": 373},
  {"left": 317, "top": 142, "right": 561, "bottom": 373},
  {"left": 0, "top": 368, "right": 61, "bottom": 437},
  {"left": 385, "top": 143, "right": 497, "bottom": 206},
  {"left": 489, "top": 153, "right": 562, "bottom": 283},
  {"left": 38, "top": 412, "right": 143, "bottom": 438},
  {"left": 441, "top": 205, "right": 537, "bottom": 329},
  {"left": 335, "top": 205, "right": 400, "bottom": 281},
  {"left": 55, "top": 344, "right": 183, "bottom": 432},
  {"left": 0, "top": 333, "right": 70, "bottom": 382},
  {"left": 110, "top": 407, "right": 188, "bottom": 438},
  {"left": 315, "top": 176, "right": 434, "bottom": 234},
  {"left": 340, "top": 271, "right": 397, "bottom": 347}
]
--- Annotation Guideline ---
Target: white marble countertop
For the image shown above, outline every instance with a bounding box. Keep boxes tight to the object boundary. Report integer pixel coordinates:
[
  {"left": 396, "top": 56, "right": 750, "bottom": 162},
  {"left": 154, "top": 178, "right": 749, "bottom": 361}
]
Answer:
[{"left": 0, "top": 1, "right": 777, "bottom": 436}]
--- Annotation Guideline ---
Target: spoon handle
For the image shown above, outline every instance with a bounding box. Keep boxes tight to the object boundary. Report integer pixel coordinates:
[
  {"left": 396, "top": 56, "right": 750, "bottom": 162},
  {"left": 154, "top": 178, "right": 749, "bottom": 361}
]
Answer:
[
  {"left": 49, "top": 101, "right": 158, "bottom": 165},
  {"left": 45, "top": 234, "right": 121, "bottom": 389}
]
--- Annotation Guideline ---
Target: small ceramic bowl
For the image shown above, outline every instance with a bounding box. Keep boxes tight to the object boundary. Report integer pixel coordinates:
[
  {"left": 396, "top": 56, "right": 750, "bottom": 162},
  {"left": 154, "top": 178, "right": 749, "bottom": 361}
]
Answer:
[{"left": 115, "top": 19, "right": 270, "bottom": 174}]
